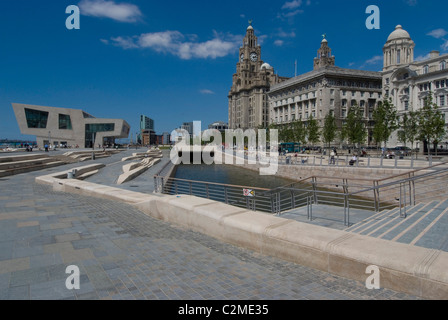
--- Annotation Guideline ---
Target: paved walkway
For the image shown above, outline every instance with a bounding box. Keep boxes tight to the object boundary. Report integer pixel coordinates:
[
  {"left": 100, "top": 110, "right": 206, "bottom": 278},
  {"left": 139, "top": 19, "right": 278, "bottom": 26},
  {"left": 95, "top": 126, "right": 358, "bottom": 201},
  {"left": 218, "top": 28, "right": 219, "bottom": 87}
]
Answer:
[{"left": 0, "top": 157, "right": 420, "bottom": 300}]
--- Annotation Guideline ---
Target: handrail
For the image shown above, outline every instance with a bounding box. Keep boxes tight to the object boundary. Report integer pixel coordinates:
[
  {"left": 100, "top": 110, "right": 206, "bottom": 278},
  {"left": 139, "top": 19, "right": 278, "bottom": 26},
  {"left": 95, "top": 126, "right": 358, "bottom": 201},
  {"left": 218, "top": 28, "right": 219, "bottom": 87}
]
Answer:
[
  {"left": 160, "top": 176, "right": 271, "bottom": 191},
  {"left": 375, "top": 161, "right": 448, "bottom": 183},
  {"left": 349, "top": 165, "right": 448, "bottom": 197},
  {"left": 154, "top": 159, "right": 448, "bottom": 227}
]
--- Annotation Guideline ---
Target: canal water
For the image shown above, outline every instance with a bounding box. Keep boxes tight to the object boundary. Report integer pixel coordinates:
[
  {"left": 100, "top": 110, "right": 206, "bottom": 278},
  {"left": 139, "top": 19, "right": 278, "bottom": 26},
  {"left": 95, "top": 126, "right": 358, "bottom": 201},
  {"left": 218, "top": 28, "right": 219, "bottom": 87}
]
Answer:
[
  {"left": 171, "top": 163, "right": 375, "bottom": 214},
  {"left": 174, "top": 163, "right": 296, "bottom": 189}
]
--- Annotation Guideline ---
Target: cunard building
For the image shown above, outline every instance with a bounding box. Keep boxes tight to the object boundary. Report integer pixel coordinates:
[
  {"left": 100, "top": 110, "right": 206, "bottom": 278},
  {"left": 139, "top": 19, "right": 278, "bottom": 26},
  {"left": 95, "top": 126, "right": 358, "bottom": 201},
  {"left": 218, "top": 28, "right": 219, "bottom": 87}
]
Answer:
[
  {"left": 228, "top": 23, "right": 289, "bottom": 130},
  {"left": 268, "top": 37, "right": 383, "bottom": 145}
]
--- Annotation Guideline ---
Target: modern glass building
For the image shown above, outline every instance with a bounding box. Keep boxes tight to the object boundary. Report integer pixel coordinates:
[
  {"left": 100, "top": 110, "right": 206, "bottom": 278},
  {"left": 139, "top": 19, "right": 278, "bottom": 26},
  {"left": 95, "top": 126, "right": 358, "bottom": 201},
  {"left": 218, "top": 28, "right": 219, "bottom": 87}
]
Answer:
[
  {"left": 140, "top": 115, "right": 154, "bottom": 131},
  {"left": 12, "top": 103, "right": 130, "bottom": 148}
]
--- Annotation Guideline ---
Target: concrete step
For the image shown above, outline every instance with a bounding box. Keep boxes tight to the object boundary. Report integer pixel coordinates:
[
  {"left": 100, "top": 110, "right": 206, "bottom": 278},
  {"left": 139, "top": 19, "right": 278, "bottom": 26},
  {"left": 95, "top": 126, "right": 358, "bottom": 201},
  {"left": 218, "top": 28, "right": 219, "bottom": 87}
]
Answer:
[
  {"left": 346, "top": 207, "right": 399, "bottom": 233},
  {"left": 0, "top": 160, "right": 65, "bottom": 177},
  {"left": 361, "top": 203, "right": 427, "bottom": 237},
  {"left": 414, "top": 208, "right": 448, "bottom": 251},
  {"left": 0, "top": 157, "right": 55, "bottom": 170},
  {"left": 0, "top": 154, "right": 50, "bottom": 163},
  {"left": 379, "top": 201, "right": 442, "bottom": 240},
  {"left": 395, "top": 199, "right": 448, "bottom": 244}
]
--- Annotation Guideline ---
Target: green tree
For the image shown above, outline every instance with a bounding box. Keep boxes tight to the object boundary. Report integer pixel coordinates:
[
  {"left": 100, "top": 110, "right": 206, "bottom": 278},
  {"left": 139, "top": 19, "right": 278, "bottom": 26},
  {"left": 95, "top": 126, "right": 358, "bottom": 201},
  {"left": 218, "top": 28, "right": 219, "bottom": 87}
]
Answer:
[
  {"left": 397, "top": 111, "right": 419, "bottom": 156},
  {"left": 418, "top": 93, "right": 446, "bottom": 156},
  {"left": 343, "top": 103, "right": 367, "bottom": 154},
  {"left": 372, "top": 98, "right": 399, "bottom": 149},
  {"left": 292, "top": 120, "right": 306, "bottom": 146},
  {"left": 306, "top": 115, "right": 321, "bottom": 149},
  {"left": 322, "top": 112, "right": 337, "bottom": 149}
]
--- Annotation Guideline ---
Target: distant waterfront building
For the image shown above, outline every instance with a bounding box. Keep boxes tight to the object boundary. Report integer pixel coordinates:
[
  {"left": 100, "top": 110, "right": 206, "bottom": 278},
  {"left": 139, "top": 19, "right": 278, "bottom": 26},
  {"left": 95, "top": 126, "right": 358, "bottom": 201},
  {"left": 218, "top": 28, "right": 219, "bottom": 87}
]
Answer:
[
  {"left": 268, "top": 38, "right": 383, "bottom": 145},
  {"left": 161, "top": 132, "right": 171, "bottom": 145},
  {"left": 208, "top": 121, "right": 228, "bottom": 133},
  {"left": 138, "top": 115, "right": 156, "bottom": 146},
  {"left": 382, "top": 25, "right": 448, "bottom": 148},
  {"left": 228, "top": 23, "right": 289, "bottom": 130},
  {"left": 140, "top": 115, "right": 155, "bottom": 131},
  {"left": 181, "top": 122, "right": 194, "bottom": 136},
  {"left": 12, "top": 103, "right": 130, "bottom": 148}
]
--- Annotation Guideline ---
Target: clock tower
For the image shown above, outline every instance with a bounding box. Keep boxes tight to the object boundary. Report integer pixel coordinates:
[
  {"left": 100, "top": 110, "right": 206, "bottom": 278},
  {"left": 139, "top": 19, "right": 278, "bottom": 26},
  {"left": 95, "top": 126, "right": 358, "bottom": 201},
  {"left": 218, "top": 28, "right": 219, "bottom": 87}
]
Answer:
[{"left": 228, "top": 23, "right": 288, "bottom": 130}]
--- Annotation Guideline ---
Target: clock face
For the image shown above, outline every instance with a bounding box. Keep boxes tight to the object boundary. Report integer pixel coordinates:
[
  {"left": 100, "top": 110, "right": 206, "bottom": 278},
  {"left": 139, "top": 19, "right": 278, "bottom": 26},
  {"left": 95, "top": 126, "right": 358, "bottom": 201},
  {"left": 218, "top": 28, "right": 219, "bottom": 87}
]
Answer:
[
  {"left": 240, "top": 53, "right": 244, "bottom": 62},
  {"left": 250, "top": 52, "right": 258, "bottom": 62}
]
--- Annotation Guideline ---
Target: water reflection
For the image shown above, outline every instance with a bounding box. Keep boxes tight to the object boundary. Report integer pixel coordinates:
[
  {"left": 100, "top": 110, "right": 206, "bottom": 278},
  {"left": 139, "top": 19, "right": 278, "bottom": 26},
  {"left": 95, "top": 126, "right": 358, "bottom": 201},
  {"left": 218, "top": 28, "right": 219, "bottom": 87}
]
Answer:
[{"left": 174, "top": 164, "right": 296, "bottom": 189}]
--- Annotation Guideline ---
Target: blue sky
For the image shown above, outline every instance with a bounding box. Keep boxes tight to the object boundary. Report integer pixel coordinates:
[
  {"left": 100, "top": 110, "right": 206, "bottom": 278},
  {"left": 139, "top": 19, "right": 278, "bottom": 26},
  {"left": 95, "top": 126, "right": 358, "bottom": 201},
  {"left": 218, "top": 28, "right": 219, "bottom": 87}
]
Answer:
[{"left": 1, "top": 0, "right": 447, "bottom": 140}]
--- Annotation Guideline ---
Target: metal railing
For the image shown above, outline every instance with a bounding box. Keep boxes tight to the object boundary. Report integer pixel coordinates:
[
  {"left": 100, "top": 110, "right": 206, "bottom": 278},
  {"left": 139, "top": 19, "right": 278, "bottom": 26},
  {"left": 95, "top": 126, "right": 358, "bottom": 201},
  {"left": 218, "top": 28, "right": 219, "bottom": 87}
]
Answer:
[
  {"left": 154, "top": 161, "right": 448, "bottom": 227},
  {"left": 278, "top": 153, "right": 445, "bottom": 170}
]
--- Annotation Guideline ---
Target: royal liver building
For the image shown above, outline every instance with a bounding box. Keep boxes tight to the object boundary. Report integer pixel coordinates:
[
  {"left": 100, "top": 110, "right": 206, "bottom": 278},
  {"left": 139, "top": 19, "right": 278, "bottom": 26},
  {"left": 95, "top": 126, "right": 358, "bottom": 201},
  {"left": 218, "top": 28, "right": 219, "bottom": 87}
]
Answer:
[{"left": 228, "top": 24, "right": 288, "bottom": 130}]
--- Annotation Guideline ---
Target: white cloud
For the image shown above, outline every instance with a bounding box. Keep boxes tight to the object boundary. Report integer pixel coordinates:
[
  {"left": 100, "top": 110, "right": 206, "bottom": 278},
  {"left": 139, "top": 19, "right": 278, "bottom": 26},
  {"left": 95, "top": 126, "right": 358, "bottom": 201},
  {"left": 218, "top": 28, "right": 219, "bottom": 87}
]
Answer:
[
  {"left": 427, "top": 29, "right": 448, "bottom": 39},
  {"left": 365, "top": 55, "right": 383, "bottom": 64},
  {"left": 415, "top": 53, "right": 431, "bottom": 61},
  {"left": 360, "top": 55, "right": 383, "bottom": 68},
  {"left": 200, "top": 89, "right": 215, "bottom": 95},
  {"left": 276, "top": 29, "right": 296, "bottom": 38},
  {"left": 442, "top": 40, "right": 448, "bottom": 51},
  {"left": 278, "top": 0, "right": 305, "bottom": 20},
  {"left": 277, "top": 9, "right": 303, "bottom": 19},
  {"left": 274, "top": 40, "right": 284, "bottom": 47},
  {"left": 79, "top": 0, "right": 142, "bottom": 23},
  {"left": 106, "top": 30, "right": 242, "bottom": 60},
  {"left": 282, "top": 0, "right": 302, "bottom": 10}
]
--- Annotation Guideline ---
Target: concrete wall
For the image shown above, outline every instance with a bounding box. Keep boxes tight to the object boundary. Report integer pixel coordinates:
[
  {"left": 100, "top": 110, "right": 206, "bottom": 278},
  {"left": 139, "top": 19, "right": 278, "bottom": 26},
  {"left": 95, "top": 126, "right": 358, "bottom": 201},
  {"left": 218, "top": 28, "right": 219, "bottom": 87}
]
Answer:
[{"left": 35, "top": 168, "right": 448, "bottom": 299}]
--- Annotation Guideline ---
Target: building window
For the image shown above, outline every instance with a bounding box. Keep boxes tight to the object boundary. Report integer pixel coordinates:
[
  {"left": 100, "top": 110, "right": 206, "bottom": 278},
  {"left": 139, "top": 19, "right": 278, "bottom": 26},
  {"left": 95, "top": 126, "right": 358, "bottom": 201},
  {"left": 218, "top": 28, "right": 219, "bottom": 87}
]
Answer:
[
  {"left": 397, "top": 49, "right": 401, "bottom": 64},
  {"left": 423, "top": 65, "right": 429, "bottom": 74},
  {"left": 441, "top": 96, "right": 446, "bottom": 106},
  {"left": 25, "top": 108, "right": 49, "bottom": 129},
  {"left": 58, "top": 114, "right": 72, "bottom": 130},
  {"left": 85, "top": 123, "right": 115, "bottom": 148},
  {"left": 404, "top": 100, "right": 409, "bottom": 111},
  {"left": 441, "top": 61, "right": 446, "bottom": 71}
]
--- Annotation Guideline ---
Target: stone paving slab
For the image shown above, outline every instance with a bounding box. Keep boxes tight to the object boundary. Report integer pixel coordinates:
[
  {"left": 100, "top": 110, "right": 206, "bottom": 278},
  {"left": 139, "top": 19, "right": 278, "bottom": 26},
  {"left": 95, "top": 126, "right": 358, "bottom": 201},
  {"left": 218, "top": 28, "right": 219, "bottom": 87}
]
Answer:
[{"left": 0, "top": 155, "right": 423, "bottom": 300}]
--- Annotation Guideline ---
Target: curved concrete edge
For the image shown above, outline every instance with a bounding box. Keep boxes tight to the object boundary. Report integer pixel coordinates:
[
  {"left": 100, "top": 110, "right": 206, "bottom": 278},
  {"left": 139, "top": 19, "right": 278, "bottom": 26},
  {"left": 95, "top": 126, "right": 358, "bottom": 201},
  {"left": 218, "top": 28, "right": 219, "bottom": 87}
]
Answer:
[{"left": 35, "top": 171, "right": 448, "bottom": 299}]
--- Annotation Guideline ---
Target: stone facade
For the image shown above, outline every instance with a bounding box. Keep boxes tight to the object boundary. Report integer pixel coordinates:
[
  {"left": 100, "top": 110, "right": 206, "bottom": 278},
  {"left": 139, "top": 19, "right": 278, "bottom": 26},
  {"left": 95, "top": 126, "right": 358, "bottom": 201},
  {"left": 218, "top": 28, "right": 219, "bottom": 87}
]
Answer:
[
  {"left": 12, "top": 103, "right": 130, "bottom": 148},
  {"left": 268, "top": 39, "right": 383, "bottom": 145},
  {"left": 228, "top": 24, "right": 288, "bottom": 130},
  {"left": 382, "top": 25, "right": 448, "bottom": 149}
]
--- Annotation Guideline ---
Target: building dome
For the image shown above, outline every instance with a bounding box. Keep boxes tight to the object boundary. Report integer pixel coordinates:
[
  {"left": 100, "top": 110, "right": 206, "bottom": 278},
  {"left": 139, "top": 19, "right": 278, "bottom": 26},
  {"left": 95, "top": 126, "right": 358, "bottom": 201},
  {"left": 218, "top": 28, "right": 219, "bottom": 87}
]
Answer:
[
  {"left": 261, "top": 63, "right": 273, "bottom": 70},
  {"left": 247, "top": 25, "right": 254, "bottom": 31},
  {"left": 387, "top": 25, "right": 411, "bottom": 42}
]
